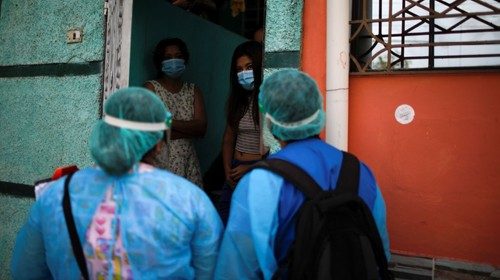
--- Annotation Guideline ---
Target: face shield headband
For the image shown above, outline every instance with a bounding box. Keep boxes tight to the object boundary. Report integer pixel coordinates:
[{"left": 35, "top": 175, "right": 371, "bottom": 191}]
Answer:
[
  {"left": 103, "top": 115, "right": 171, "bottom": 131},
  {"left": 264, "top": 109, "right": 321, "bottom": 128}
]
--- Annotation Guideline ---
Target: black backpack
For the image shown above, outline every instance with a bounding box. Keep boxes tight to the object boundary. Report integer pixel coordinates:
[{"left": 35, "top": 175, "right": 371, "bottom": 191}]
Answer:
[{"left": 253, "top": 152, "right": 392, "bottom": 280}]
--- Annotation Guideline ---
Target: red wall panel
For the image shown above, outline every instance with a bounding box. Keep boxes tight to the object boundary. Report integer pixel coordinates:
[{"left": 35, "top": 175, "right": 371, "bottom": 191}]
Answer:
[{"left": 349, "top": 73, "right": 500, "bottom": 265}]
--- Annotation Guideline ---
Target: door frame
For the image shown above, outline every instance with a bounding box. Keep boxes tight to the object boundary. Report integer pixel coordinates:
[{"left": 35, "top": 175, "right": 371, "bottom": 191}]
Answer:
[{"left": 102, "top": 0, "right": 134, "bottom": 104}]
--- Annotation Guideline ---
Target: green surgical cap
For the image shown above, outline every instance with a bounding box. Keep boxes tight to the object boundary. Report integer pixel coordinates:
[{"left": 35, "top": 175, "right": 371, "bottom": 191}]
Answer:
[
  {"left": 259, "top": 69, "right": 325, "bottom": 141},
  {"left": 90, "top": 87, "right": 171, "bottom": 175}
]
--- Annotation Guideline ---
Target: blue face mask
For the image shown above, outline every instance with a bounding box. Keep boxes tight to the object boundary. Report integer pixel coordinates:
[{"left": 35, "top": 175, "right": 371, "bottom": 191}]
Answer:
[
  {"left": 161, "top": 59, "right": 186, "bottom": 78},
  {"left": 237, "top": 70, "right": 254, "bottom": 91}
]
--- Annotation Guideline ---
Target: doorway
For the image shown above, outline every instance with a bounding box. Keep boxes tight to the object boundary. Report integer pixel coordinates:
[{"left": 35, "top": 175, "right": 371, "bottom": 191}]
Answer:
[{"left": 103, "top": 0, "right": 265, "bottom": 179}]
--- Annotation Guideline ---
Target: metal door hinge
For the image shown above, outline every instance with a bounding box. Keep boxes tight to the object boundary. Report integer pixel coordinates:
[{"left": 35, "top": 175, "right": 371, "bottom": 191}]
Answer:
[{"left": 104, "top": 0, "right": 109, "bottom": 15}]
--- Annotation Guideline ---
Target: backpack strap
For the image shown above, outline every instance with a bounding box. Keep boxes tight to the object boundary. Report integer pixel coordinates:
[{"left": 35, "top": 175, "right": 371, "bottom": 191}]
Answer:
[
  {"left": 62, "top": 172, "right": 90, "bottom": 280},
  {"left": 253, "top": 151, "right": 360, "bottom": 199},
  {"left": 335, "top": 151, "right": 360, "bottom": 195},
  {"left": 252, "top": 159, "right": 323, "bottom": 200}
]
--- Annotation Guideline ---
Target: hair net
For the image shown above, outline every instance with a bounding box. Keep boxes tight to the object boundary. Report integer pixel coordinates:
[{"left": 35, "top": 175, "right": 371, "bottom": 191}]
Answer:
[
  {"left": 90, "top": 87, "right": 172, "bottom": 175},
  {"left": 259, "top": 69, "right": 325, "bottom": 141}
]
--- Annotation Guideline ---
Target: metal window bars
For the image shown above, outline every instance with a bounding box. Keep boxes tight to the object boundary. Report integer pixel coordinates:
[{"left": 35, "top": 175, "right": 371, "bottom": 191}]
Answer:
[{"left": 350, "top": 0, "right": 500, "bottom": 73}]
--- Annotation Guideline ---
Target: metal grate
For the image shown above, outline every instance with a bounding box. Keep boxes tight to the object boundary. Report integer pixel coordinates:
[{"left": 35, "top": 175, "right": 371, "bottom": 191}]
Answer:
[{"left": 350, "top": 0, "right": 500, "bottom": 73}]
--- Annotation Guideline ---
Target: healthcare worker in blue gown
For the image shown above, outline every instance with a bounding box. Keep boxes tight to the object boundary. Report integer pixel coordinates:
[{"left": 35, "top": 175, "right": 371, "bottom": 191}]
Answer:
[
  {"left": 214, "top": 69, "right": 390, "bottom": 279},
  {"left": 11, "top": 87, "right": 223, "bottom": 279}
]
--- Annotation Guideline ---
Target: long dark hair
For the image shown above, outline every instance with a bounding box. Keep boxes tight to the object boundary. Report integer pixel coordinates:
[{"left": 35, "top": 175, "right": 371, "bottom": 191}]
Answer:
[
  {"left": 227, "top": 41, "right": 263, "bottom": 129},
  {"left": 153, "top": 38, "right": 190, "bottom": 78}
]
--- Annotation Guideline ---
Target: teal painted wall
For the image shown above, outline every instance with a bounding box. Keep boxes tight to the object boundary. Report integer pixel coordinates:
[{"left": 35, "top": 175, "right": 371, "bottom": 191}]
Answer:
[
  {"left": 129, "top": 2, "right": 246, "bottom": 174},
  {"left": 0, "top": 0, "right": 104, "bottom": 182},
  {"left": 0, "top": 0, "right": 104, "bottom": 65},
  {"left": 0, "top": 75, "right": 102, "bottom": 184},
  {"left": 0, "top": 0, "right": 105, "bottom": 277}
]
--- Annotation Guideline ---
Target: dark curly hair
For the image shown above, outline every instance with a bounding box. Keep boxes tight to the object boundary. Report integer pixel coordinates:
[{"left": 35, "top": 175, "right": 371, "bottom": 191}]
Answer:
[
  {"left": 153, "top": 38, "right": 190, "bottom": 78},
  {"left": 227, "top": 41, "right": 263, "bottom": 129}
]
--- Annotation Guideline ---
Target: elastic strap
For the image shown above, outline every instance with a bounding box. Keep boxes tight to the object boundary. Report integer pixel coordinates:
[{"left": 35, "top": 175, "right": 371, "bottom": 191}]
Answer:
[
  {"left": 265, "top": 110, "right": 320, "bottom": 129},
  {"left": 103, "top": 115, "right": 169, "bottom": 131},
  {"left": 253, "top": 151, "right": 360, "bottom": 199},
  {"left": 62, "top": 172, "right": 90, "bottom": 280},
  {"left": 253, "top": 159, "right": 322, "bottom": 199}
]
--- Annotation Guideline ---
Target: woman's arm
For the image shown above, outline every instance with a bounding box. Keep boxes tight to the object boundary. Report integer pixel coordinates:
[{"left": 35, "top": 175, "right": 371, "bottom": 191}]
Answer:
[
  {"left": 222, "top": 124, "right": 236, "bottom": 187},
  {"left": 145, "top": 82, "right": 206, "bottom": 139},
  {"left": 171, "top": 85, "right": 207, "bottom": 139},
  {"left": 144, "top": 81, "right": 156, "bottom": 92},
  {"left": 229, "top": 162, "right": 255, "bottom": 183}
]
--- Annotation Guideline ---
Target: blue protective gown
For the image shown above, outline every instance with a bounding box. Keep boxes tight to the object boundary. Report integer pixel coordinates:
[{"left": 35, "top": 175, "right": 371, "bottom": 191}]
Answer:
[
  {"left": 11, "top": 163, "right": 223, "bottom": 280},
  {"left": 214, "top": 138, "right": 390, "bottom": 279}
]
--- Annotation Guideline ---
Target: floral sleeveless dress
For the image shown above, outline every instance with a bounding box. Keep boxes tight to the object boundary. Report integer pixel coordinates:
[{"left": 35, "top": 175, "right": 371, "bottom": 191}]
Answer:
[{"left": 147, "top": 80, "right": 203, "bottom": 187}]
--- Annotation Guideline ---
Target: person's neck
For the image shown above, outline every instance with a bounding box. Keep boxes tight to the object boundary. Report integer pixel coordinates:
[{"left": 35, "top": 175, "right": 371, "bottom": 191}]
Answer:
[
  {"left": 245, "top": 91, "right": 256, "bottom": 103},
  {"left": 280, "top": 135, "right": 321, "bottom": 148},
  {"left": 159, "top": 76, "right": 183, "bottom": 92},
  {"left": 279, "top": 139, "right": 287, "bottom": 148}
]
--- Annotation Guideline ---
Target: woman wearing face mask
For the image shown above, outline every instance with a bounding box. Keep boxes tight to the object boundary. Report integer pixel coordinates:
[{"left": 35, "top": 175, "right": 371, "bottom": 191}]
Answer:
[
  {"left": 145, "top": 38, "right": 206, "bottom": 187},
  {"left": 218, "top": 41, "right": 266, "bottom": 224}
]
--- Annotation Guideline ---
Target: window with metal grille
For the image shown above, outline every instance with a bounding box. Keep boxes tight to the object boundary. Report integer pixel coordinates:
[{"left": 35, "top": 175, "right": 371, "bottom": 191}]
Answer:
[{"left": 350, "top": 0, "right": 500, "bottom": 73}]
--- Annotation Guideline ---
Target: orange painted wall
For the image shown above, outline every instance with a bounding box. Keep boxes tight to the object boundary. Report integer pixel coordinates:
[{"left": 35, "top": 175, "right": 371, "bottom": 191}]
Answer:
[
  {"left": 302, "top": 0, "right": 500, "bottom": 266},
  {"left": 301, "top": 0, "right": 326, "bottom": 138},
  {"left": 349, "top": 73, "right": 500, "bottom": 265},
  {"left": 301, "top": 0, "right": 326, "bottom": 93}
]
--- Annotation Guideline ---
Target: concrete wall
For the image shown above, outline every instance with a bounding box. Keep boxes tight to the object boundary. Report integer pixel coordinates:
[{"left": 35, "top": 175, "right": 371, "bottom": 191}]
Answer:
[
  {"left": 0, "top": 0, "right": 103, "bottom": 66},
  {"left": 0, "top": 0, "right": 105, "bottom": 277},
  {"left": 260, "top": 0, "right": 304, "bottom": 152},
  {"left": 0, "top": 0, "right": 104, "bottom": 183},
  {"left": 301, "top": 0, "right": 500, "bottom": 266},
  {"left": 263, "top": 0, "right": 303, "bottom": 73},
  {"left": 129, "top": 1, "right": 246, "bottom": 174},
  {"left": 0, "top": 75, "right": 102, "bottom": 183}
]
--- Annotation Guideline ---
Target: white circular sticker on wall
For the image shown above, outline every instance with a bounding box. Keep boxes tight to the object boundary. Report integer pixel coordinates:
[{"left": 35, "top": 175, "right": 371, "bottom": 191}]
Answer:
[{"left": 395, "top": 104, "right": 415, "bottom": 125}]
